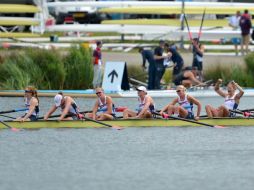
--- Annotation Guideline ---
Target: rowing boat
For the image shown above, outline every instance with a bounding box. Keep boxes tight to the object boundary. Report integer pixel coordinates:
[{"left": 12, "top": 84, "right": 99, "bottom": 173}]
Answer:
[
  {"left": 1, "top": 88, "right": 254, "bottom": 98},
  {"left": 0, "top": 118, "right": 253, "bottom": 129}
]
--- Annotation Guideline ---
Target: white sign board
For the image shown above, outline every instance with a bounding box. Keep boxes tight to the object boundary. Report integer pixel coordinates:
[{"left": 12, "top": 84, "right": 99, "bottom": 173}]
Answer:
[{"left": 102, "top": 61, "right": 126, "bottom": 91}]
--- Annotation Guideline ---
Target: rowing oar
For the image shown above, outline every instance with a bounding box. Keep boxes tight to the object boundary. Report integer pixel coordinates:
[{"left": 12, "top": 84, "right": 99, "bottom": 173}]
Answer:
[
  {"left": 83, "top": 116, "right": 123, "bottom": 130},
  {"left": 0, "top": 120, "right": 20, "bottom": 132},
  {"left": 0, "top": 108, "right": 28, "bottom": 114},
  {"left": 230, "top": 109, "right": 254, "bottom": 118},
  {"left": 154, "top": 112, "right": 225, "bottom": 128},
  {"left": 0, "top": 114, "right": 16, "bottom": 119}
]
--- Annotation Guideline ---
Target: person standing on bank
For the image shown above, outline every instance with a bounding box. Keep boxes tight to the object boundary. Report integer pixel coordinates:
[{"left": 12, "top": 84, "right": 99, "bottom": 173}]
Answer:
[
  {"left": 164, "top": 43, "right": 184, "bottom": 81},
  {"left": 191, "top": 38, "right": 205, "bottom": 82},
  {"left": 139, "top": 47, "right": 156, "bottom": 90},
  {"left": 154, "top": 40, "right": 171, "bottom": 89},
  {"left": 228, "top": 11, "right": 241, "bottom": 56},
  {"left": 239, "top": 9, "right": 252, "bottom": 56},
  {"left": 92, "top": 41, "right": 103, "bottom": 88}
]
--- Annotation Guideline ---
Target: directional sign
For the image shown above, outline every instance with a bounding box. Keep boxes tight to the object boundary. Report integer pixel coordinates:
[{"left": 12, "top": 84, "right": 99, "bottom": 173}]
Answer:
[{"left": 102, "top": 61, "right": 127, "bottom": 91}]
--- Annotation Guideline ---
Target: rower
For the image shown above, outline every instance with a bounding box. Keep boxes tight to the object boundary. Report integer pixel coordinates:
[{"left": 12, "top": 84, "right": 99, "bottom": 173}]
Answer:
[
  {"left": 15, "top": 86, "right": 39, "bottom": 122},
  {"left": 173, "top": 66, "right": 205, "bottom": 88},
  {"left": 205, "top": 79, "right": 244, "bottom": 118},
  {"left": 160, "top": 85, "right": 201, "bottom": 120},
  {"left": 44, "top": 92, "right": 81, "bottom": 121},
  {"left": 86, "top": 88, "right": 116, "bottom": 120},
  {"left": 123, "top": 86, "right": 155, "bottom": 119}
]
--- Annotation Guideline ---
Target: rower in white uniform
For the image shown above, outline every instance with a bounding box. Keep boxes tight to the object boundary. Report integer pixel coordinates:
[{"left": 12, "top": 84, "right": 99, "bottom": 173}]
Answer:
[
  {"left": 44, "top": 92, "right": 81, "bottom": 121},
  {"left": 205, "top": 79, "right": 244, "bottom": 118},
  {"left": 123, "top": 86, "right": 155, "bottom": 119},
  {"left": 86, "top": 88, "right": 115, "bottom": 120},
  {"left": 160, "top": 85, "right": 201, "bottom": 120}
]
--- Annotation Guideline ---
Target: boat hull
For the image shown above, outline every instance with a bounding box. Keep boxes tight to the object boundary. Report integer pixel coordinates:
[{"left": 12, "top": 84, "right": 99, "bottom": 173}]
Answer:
[{"left": 1, "top": 118, "right": 254, "bottom": 129}]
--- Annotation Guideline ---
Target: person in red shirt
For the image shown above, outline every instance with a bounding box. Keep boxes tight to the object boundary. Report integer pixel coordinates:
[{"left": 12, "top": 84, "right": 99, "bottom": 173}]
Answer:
[{"left": 92, "top": 41, "right": 103, "bottom": 88}]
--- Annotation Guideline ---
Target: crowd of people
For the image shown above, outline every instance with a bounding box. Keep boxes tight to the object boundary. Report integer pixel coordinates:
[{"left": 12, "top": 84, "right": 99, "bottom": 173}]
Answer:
[
  {"left": 229, "top": 9, "right": 252, "bottom": 56},
  {"left": 140, "top": 39, "right": 205, "bottom": 90},
  {"left": 16, "top": 80, "right": 244, "bottom": 122}
]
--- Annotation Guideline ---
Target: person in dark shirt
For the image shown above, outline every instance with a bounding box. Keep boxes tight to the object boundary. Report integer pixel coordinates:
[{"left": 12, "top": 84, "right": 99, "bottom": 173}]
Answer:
[
  {"left": 191, "top": 38, "right": 205, "bottom": 82},
  {"left": 239, "top": 9, "right": 252, "bottom": 55},
  {"left": 139, "top": 47, "right": 156, "bottom": 90},
  {"left": 164, "top": 43, "right": 184, "bottom": 81},
  {"left": 153, "top": 40, "right": 171, "bottom": 89}
]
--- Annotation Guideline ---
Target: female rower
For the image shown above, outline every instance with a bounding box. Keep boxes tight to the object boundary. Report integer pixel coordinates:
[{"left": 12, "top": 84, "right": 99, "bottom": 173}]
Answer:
[
  {"left": 160, "top": 85, "right": 201, "bottom": 120},
  {"left": 86, "top": 88, "right": 115, "bottom": 120},
  {"left": 15, "top": 86, "right": 39, "bottom": 121},
  {"left": 44, "top": 92, "right": 81, "bottom": 121},
  {"left": 123, "top": 86, "right": 155, "bottom": 119},
  {"left": 205, "top": 79, "right": 244, "bottom": 118}
]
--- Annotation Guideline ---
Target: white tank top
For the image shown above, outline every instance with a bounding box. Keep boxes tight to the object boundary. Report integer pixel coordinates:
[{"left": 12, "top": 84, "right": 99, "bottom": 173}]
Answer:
[
  {"left": 137, "top": 95, "right": 155, "bottom": 113},
  {"left": 98, "top": 96, "right": 115, "bottom": 114},
  {"left": 25, "top": 97, "right": 39, "bottom": 116},
  {"left": 177, "top": 94, "right": 193, "bottom": 113},
  {"left": 224, "top": 93, "right": 238, "bottom": 110}
]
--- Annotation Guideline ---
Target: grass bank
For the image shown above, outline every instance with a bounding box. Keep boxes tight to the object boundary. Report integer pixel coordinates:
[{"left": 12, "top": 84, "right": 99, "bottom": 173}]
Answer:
[{"left": 0, "top": 46, "right": 93, "bottom": 90}]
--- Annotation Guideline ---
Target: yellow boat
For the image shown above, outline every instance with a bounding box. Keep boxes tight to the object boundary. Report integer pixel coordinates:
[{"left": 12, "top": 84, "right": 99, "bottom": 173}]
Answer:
[{"left": 0, "top": 118, "right": 253, "bottom": 129}]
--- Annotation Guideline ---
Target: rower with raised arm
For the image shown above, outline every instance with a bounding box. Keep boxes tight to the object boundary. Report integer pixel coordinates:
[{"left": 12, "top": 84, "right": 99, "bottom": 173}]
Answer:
[
  {"left": 15, "top": 86, "right": 39, "bottom": 122},
  {"left": 205, "top": 79, "right": 244, "bottom": 118},
  {"left": 160, "top": 85, "right": 201, "bottom": 120},
  {"left": 123, "top": 86, "right": 155, "bottom": 119},
  {"left": 86, "top": 88, "right": 115, "bottom": 121},
  {"left": 44, "top": 92, "right": 81, "bottom": 121}
]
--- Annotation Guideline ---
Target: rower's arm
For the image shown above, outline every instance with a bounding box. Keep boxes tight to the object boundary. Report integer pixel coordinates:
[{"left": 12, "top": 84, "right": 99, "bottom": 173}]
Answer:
[
  {"left": 23, "top": 98, "right": 37, "bottom": 120},
  {"left": 59, "top": 97, "right": 72, "bottom": 120},
  {"left": 92, "top": 100, "right": 99, "bottom": 120},
  {"left": 234, "top": 82, "right": 244, "bottom": 99},
  {"left": 44, "top": 106, "right": 57, "bottom": 120},
  {"left": 189, "top": 96, "right": 201, "bottom": 118},
  {"left": 105, "top": 97, "right": 113, "bottom": 115},
  {"left": 137, "top": 97, "right": 152, "bottom": 117},
  {"left": 214, "top": 79, "right": 226, "bottom": 98}
]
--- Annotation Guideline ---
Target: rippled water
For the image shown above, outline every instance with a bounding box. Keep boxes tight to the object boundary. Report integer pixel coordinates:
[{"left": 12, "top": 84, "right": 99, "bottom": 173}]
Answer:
[{"left": 1, "top": 96, "right": 254, "bottom": 190}]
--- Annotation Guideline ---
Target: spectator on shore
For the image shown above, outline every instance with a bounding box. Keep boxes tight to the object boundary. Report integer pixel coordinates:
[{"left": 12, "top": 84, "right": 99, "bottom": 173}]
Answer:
[
  {"left": 229, "top": 11, "right": 241, "bottom": 56},
  {"left": 164, "top": 43, "right": 184, "bottom": 81},
  {"left": 92, "top": 41, "right": 103, "bottom": 89},
  {"left": 139, "top": 47, "right": 156, "bottom": 90},
  {"left": 239, "top": 10, "right": 252, "bottom": 55},
  {"left": 154, "top": 40, "right": 171, "bottom": 89},
  {"left": 173, "top": 66, "right": 205, "bottom": 88},
  {"left": 191, "top": 38, "right": 205, "bottom": 82}
]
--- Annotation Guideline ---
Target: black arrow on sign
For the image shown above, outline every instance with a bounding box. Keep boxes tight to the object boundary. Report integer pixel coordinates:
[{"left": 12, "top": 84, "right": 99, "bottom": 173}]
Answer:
[{"left": 108, "top": 70, "right": 118, "bottom": 83}]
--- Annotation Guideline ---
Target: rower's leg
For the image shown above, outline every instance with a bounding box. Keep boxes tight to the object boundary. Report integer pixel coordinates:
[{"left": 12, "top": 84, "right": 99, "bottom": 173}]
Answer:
[
  {"left": 123, "top": 109, "right": 136, "bottom": 119},
  {"left": 166, "top": 105, "right": 175, "bottom": 115},
  {"left": 205, "top": 105, "right": 214, "bottom": 118},
  {"left": 97, "top": 113, "right": 114, "bottom": 121},
  {"left": 178, "top": 106, "right": 188, "bottom": 118}
]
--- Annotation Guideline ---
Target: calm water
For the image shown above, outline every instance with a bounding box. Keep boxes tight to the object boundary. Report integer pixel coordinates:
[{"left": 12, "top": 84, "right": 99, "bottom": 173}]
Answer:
[{"left": 1, "top": 96, "right": 254, "bottom": 190}]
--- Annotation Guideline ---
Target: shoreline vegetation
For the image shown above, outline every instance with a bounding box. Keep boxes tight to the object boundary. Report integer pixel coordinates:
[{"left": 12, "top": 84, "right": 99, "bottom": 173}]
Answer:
[
  {"left": 0, "top": 46, "right": 93, "bottom": 90},
  {"left": 0, "top": 47, "right": 254, "bottom": 89}
]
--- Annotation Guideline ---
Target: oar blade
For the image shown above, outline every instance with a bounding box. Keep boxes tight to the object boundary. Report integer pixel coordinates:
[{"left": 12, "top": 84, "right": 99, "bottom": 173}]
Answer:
[
  {"left": 11, "top": 127, "right": 20, "bottom": 132},
  {"left": 112, "top": 125, "right": 124, "bottom": 130},
  {"left": 214, "top": 125, "right": 226, "bottom": 129}
]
